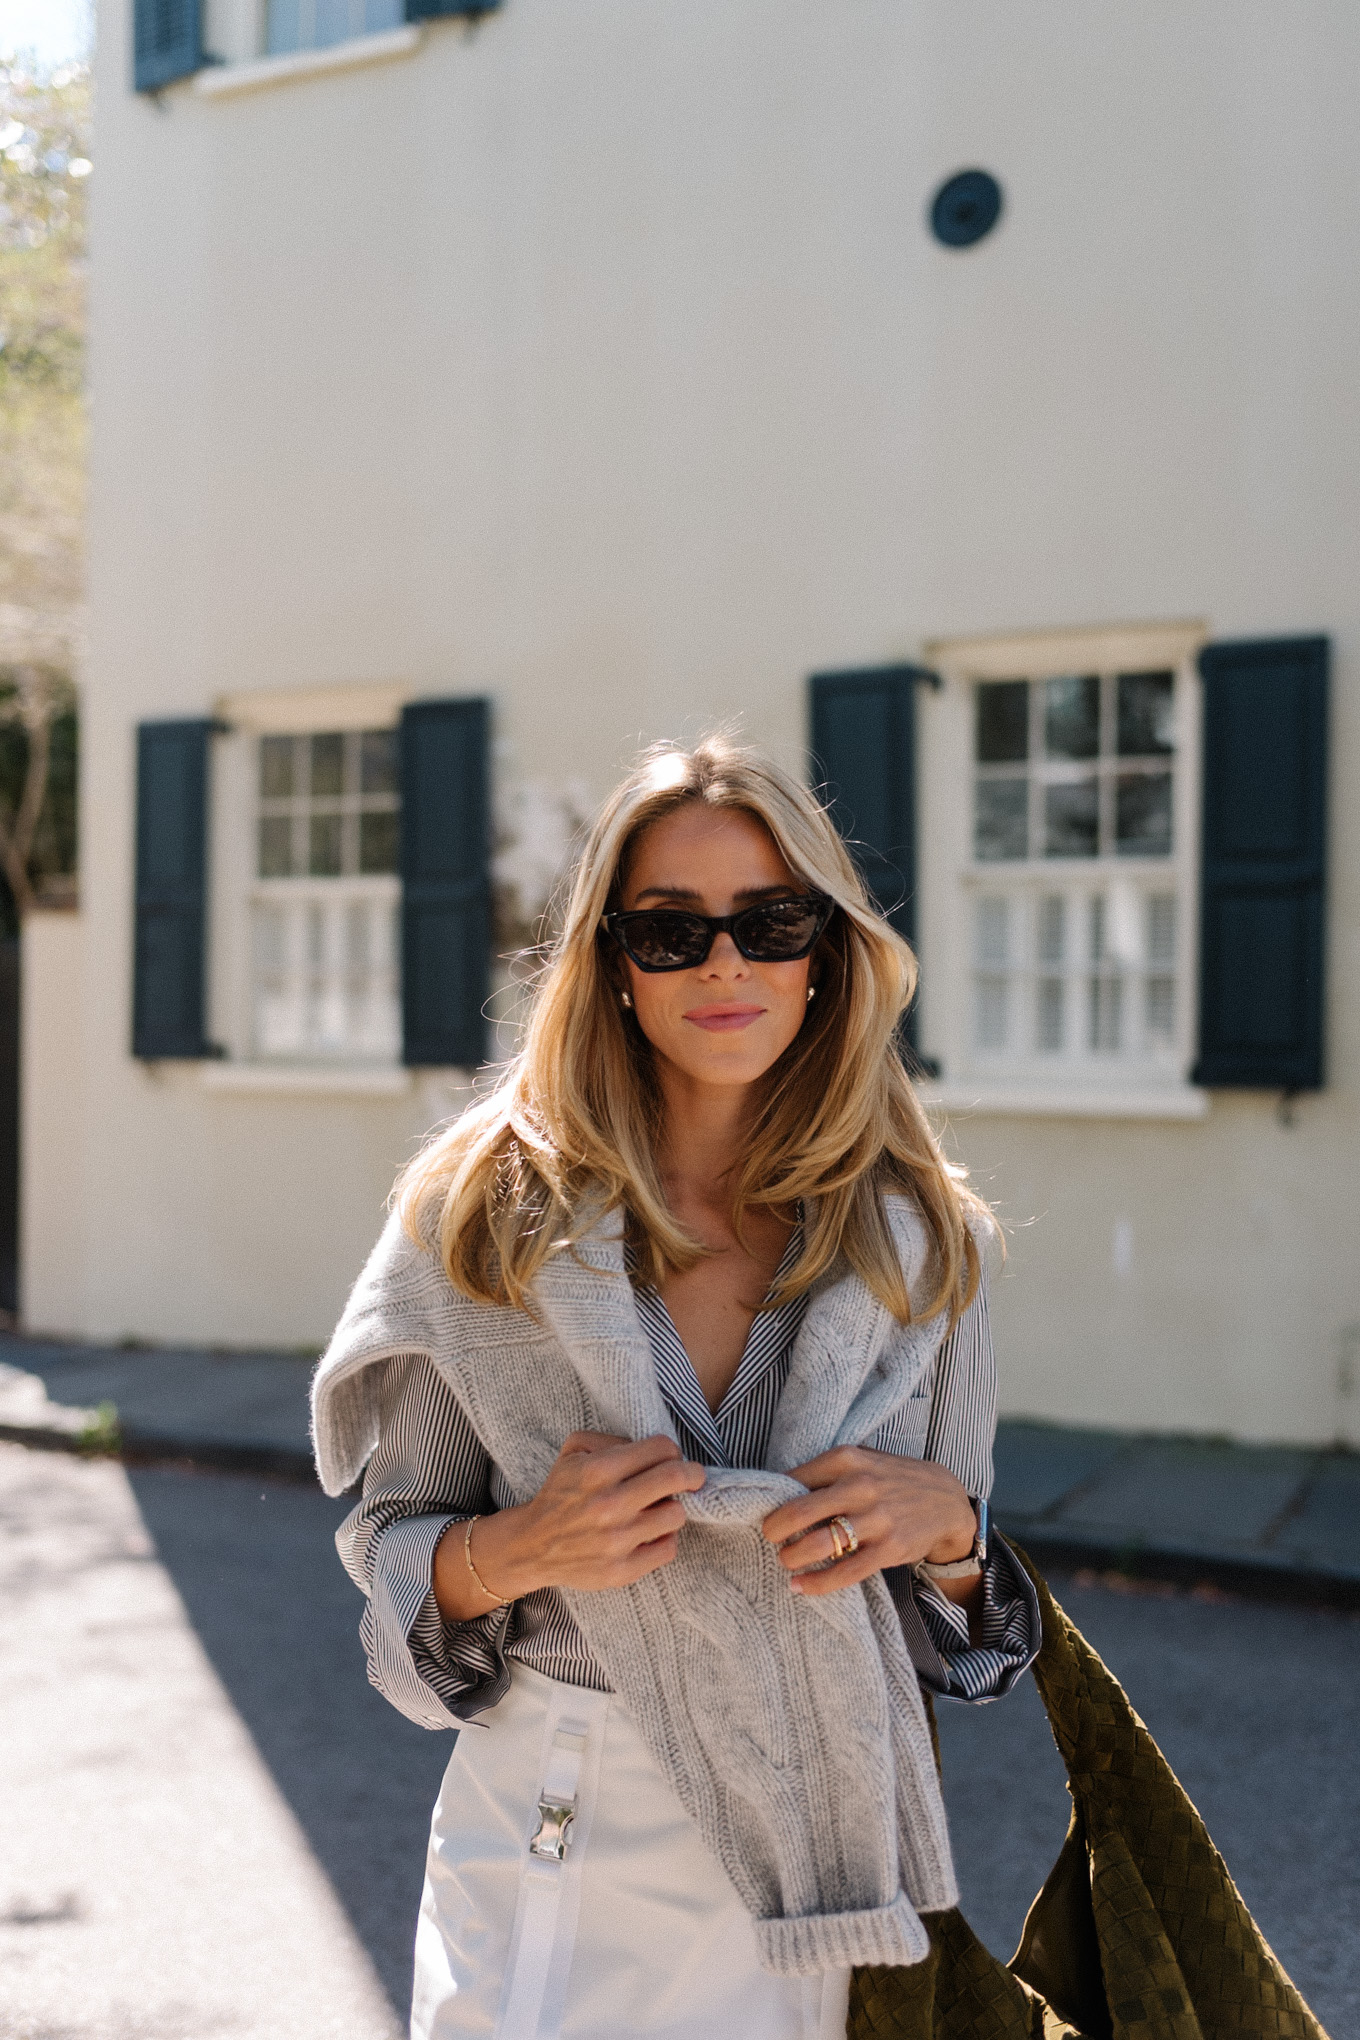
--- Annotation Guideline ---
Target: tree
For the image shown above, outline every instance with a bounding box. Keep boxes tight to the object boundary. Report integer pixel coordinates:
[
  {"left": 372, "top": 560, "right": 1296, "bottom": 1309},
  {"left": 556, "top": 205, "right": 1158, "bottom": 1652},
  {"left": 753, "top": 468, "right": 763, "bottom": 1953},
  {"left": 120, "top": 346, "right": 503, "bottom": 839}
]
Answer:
[{"left": 0, "top": 58, "right": 87, "bottom": 930}]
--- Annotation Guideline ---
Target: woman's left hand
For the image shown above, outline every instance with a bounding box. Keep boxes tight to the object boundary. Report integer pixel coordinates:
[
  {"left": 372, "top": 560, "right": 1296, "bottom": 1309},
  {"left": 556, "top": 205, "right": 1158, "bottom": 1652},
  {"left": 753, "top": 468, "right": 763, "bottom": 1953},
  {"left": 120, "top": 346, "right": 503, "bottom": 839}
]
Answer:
[{"left": 760, "top": 1446, "right": 977, "bottom": 1596}]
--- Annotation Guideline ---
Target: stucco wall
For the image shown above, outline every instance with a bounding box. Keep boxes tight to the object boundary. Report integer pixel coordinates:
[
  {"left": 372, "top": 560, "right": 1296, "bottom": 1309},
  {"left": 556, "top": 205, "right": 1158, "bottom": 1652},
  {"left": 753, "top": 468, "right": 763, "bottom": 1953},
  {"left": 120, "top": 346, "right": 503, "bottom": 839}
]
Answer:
[
  {"left": 60, "top": 0, "right": 1358, "bottom": 1429},
  {"left": 21, "top": 913, "right": 87, "bottom": 1337}
]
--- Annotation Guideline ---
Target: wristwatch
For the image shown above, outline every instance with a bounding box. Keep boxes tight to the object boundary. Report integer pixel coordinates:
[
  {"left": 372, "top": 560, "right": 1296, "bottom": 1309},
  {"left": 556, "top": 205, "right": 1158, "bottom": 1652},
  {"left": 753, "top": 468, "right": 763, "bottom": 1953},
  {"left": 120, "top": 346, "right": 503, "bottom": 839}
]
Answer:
[{"left": 913, "top": 1497, "right": 989, "bottom": 1582}]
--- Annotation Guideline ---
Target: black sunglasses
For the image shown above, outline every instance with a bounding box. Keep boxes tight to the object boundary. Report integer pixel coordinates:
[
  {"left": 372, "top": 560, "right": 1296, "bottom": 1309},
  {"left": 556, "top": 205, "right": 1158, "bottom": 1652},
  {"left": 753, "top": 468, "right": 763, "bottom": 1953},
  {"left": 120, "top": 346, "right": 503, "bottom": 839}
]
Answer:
[{"left": 603, "top": 893, "right": 834, "bottom": 973}]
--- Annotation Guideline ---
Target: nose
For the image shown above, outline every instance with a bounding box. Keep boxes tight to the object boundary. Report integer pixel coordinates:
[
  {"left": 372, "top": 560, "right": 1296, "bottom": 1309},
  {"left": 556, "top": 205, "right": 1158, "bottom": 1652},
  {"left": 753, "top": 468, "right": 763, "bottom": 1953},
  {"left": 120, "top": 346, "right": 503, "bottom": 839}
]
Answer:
[{"left": 701, "top": 930, "right": 749, "bottom": 976}]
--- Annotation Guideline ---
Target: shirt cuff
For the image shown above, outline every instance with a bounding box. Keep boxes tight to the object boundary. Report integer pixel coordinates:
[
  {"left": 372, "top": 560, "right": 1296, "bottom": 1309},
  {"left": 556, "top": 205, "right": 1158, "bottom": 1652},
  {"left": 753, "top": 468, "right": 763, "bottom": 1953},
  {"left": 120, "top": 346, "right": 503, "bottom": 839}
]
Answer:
[
  {"left": 362, "top": 1512, "right": 515, "bottom": 1729},
  {"left": 886, "top": 1538, "right": 1041, "bottom": 1702}
]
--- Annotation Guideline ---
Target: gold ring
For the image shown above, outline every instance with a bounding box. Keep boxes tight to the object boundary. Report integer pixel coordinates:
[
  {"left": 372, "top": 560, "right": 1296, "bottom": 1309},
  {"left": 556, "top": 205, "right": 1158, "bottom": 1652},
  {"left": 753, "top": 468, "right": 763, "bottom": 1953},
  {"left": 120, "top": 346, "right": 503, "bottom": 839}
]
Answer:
[
  {"left": 829, "top": 1514, "right": 859, "bottom": 1556},
  {"left": 827, "top": 1520, "right": 845, "bottom": 1561}
]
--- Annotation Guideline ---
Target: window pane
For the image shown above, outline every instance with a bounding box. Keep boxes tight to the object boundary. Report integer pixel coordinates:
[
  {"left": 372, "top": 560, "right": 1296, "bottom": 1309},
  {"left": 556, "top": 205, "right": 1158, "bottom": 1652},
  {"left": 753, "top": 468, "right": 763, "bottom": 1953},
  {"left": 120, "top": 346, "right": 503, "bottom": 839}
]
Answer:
[
  {"left": 309, "top": 813, "right": 343, "bottom": 876},
  {"left": 345, "top": 900, "right": 371, "bottom": 975},
  {"left": 313, "top": 0, "right": 350, "bottom": 46},
  {"left": 260, "top": 735, "right": 294, "bottom": 799},
  {"left": 1044, "top": 777, "right": 1099, "bottom": 857},
  {"left": 975, "top": 681, "right": 1028, "bottom": 763},
  {"left": 975, "top": 896, "right": 1009, "bottom": 967},
  {"left": 1037, "top": 895, "right": 1065, "bottom": 964},
  {"left": 1117, "top": 671, "right": 1175, "bottom": 756},
  {"left": 258, "top": 815, "right": 293, "bottom": 878},
  {"left": 1146, "top": 975, "right": 1175, "bottom": 1041},
  {"left": 265, "top": 0, "right": 301, "bottom": 54},
  {"left": 1037, "top": 978, "right": 1064, "bottom": 1051},
  {"left": 360, "top": 728, "right": 399, "bottom": 796},
  {"left": 1115, "top": 772, "right": 1172, "bottom": 855},
  {"left": 359, "top": 810, "right": 399, "bottom": 875},
  {"left": 310, "top": 733, "right": 345, "bottom": 798},
  {"left": 1044, "top": 675, "right": 1099, "bottom": 760},
  {"left": 975, "top": 977, "right": 1008, "bottom": 1049},
  {"left": 1147, "top": 893, "right": 1176, "bottom": 966},
  {"left": 1089, "top": 974, "right": 1122, "bottom": 1052},
  {"left": 975, "top": 778, "right": 1028, "bottom": 861}
]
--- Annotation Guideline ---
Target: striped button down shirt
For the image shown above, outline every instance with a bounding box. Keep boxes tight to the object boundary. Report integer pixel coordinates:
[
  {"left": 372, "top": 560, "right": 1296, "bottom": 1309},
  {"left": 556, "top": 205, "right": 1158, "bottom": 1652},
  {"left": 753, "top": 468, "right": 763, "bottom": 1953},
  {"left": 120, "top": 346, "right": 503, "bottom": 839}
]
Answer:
[{"left": 337, "top": 1234, "right": 1040, "bottom": 1730}]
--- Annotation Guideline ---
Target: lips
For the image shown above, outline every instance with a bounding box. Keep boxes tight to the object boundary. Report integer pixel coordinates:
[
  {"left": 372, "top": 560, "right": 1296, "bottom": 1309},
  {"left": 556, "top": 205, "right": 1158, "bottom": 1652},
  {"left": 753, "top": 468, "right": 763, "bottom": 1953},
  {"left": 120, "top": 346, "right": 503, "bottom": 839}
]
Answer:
[{"left": 683, "top": 1004, "right": 766, "bottom": 1032}]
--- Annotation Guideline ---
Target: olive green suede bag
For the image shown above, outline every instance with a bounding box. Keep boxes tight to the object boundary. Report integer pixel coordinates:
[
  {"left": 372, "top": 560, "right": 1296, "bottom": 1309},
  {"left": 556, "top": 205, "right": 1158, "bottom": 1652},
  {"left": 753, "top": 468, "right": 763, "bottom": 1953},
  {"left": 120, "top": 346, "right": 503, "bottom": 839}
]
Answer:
[{"left": 848, "top": 1544, "right": 1330, "bottom": 2040}]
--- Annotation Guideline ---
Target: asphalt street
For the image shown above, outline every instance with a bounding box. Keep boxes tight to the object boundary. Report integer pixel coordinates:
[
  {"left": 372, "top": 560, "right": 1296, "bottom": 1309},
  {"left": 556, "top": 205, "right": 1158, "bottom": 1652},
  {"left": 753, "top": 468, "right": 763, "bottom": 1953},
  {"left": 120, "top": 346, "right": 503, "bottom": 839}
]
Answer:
[{"left": 1, "top": 1443, "right": 1355, "bottom": 2038}]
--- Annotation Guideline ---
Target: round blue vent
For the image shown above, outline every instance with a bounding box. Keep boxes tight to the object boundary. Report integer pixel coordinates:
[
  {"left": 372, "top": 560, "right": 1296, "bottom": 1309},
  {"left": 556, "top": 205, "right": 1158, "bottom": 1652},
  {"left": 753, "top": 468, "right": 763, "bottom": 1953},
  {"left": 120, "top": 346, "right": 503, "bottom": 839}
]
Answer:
[{"left": 929, "top": 170, "right": 1003, "bottom": 249}]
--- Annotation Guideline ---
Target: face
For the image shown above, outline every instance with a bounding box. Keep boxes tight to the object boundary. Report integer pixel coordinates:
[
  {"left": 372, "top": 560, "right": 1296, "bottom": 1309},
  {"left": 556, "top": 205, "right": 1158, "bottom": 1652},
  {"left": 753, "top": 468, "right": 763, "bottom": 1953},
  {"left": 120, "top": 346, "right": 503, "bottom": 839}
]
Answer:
[{"left": 615, "top": 805, "right": 818, "bottom": 1094}]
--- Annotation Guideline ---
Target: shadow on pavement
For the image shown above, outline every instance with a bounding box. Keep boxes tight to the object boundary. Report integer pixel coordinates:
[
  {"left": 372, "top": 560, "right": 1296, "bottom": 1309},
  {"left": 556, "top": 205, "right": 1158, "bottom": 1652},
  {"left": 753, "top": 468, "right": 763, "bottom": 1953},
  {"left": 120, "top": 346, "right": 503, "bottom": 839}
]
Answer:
[
  {"left": 936, "top": 1570, "right": 1360, "bottom": 2035},
  {"left": 128, "top": 1463, "right": 451, "bottom": 2022},
  {"left": 124, "top": 1464, "right": 1360, "bottom": 2038}
]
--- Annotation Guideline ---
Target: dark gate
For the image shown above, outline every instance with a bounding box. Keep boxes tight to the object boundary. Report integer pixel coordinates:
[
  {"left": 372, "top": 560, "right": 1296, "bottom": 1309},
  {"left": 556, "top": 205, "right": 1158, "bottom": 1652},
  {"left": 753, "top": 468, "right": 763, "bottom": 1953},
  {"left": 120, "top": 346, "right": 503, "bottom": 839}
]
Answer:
[{"left": 0, "top": 940, "right": 19, "bottom": 1314}]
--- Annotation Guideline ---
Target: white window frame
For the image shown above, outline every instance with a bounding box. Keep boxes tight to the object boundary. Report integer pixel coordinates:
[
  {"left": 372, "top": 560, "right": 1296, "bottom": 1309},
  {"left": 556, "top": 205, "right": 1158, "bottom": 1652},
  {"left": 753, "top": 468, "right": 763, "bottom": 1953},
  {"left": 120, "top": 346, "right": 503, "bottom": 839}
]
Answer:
[
  {"left": 205, "top": 681, "right": 416, "bottom": 1093},
  {"left": 914, "top": 621, "right": 1210, "bottom": 1120},
  {"left": 196, "top": 0, "right": 423, "bottom": 97}
]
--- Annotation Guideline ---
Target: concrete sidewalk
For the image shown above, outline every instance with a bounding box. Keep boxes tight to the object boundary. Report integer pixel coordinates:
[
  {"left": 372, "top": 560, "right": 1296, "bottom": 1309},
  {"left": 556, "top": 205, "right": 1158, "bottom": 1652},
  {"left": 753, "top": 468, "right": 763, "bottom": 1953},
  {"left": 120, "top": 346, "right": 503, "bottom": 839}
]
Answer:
[{"left": 2, "top": 1329, "right": 1357, "bottom": 1603}]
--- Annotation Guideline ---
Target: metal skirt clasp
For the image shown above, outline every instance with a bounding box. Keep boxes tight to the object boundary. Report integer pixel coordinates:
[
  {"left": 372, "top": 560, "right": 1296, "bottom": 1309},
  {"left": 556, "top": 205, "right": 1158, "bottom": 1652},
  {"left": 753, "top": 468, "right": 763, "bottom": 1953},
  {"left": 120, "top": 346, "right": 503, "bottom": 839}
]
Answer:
[{"left": 529, "top": 1795, "right": 576, "bottom": 1863}]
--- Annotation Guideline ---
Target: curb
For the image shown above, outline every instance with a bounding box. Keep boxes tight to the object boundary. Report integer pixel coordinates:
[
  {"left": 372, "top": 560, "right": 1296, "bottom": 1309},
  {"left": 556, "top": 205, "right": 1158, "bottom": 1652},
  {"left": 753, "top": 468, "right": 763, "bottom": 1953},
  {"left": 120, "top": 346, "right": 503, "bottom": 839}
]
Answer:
[
  {"left": 0, "top": 1419, "right": 319, "bottom": 1485},
  {"left": 5, "top": 1418, "right": 1353, "bottom": 1602},
  {"left": 1002, "top": 1524, "right": 1360, "bottom": 1614}
]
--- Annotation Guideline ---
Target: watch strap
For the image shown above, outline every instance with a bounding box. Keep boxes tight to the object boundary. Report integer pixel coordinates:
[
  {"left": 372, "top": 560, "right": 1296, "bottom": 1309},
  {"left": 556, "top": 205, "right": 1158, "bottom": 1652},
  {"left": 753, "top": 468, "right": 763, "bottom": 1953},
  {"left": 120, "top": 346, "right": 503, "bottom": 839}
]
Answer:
[{"left": 913, "top": 1497, "right": 990, "bottom": 1583}]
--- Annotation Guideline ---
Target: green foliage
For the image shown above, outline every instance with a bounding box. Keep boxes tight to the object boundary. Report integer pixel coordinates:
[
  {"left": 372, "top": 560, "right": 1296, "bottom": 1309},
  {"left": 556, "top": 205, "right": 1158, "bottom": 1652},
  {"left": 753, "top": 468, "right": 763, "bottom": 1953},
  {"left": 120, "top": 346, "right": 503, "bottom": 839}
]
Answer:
[
  {"left": 0, "top": 61, "right": 88, "bottom": 399},
  {"left": 0, "top": 62, "right": 87, "bottom": 926},
  {"left": 77, "top": 1400, "right": 122, "bottom": 1456},
  {"left": 0, "top": 683, "right": 76, "bottom": 933},
  {"left": 0, "top": 57, "right": 87, "bottom": 645}
]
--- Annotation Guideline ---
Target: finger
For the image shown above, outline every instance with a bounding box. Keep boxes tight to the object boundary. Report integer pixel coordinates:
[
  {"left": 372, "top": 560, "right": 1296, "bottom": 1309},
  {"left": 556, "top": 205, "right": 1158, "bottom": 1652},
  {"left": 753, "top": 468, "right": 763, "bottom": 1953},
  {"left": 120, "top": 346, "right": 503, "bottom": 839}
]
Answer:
[
  {"left": 567, "top": 1433, "right": 684, "bottom": 1484},
  {"left": 620, "top": 1498, "right": 689, "bottom": 1544},
  {"left": 783, "top": 1447, "right": 865, "bottom": 1489},
  {"left": 761, "top": 1482, "right": 863, "bottom": 1546},
  {"left": 773, "top": 1524, "right": 841, "bottom": 1572},
  {"left": 789, "top": 1548, "right": 882, "bottom": 1597},
  {"left": 613, "top": 1532, "right": 681, "bottom": 1584},
  {"left": 561, "top": 1431, "right": 633, "bottom": 1456},
  {"left": 617, "top": 1457, "right": 707, "bottom": 1511}
]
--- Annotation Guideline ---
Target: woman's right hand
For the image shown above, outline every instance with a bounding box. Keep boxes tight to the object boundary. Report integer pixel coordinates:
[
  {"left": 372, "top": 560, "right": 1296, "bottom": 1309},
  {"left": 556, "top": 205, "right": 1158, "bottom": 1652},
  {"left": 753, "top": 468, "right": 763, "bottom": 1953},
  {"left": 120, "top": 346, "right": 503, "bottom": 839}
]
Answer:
[{"left": 432, "top": 1432, "right": 706, "bottom": 1622}]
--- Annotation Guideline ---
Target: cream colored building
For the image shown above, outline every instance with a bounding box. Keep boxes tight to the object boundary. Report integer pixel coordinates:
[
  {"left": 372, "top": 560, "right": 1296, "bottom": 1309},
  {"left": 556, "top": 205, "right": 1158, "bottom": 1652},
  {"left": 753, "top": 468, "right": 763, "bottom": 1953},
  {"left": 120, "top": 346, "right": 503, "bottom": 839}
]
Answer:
[{"left": 27, "top": 0, "right": 1357, "bottom": 1445}]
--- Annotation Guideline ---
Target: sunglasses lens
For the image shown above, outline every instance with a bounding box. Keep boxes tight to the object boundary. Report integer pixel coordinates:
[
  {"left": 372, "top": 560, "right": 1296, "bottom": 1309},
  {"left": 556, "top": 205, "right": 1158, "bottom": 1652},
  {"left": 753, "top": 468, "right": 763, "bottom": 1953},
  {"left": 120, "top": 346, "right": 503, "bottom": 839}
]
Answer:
[
  {"left": 736, "top": 899, "right": 829, "bottom": 960},
  {"left": 620, "top": 912, "right": 711, "bottom": 970}
]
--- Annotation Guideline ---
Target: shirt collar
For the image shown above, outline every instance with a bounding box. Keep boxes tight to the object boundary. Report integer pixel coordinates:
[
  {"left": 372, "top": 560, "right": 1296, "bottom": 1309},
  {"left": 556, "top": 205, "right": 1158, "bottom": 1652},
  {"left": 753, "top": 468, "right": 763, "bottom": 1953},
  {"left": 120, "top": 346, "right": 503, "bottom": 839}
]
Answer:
[{"left": 626, "top": 1222, "right": 808, "bottom": 1455}]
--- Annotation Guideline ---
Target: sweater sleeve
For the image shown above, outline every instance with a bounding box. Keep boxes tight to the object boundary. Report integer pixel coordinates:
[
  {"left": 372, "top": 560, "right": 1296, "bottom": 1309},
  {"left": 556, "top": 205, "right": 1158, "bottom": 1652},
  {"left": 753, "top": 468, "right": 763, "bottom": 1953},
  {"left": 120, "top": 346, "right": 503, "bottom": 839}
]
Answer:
[
  {"left": 334, "top": 1353, "right": 514, "bottom": 1729},
  {"left": 883, "top": 1280, "right": 1041, "bottom": 1702}
]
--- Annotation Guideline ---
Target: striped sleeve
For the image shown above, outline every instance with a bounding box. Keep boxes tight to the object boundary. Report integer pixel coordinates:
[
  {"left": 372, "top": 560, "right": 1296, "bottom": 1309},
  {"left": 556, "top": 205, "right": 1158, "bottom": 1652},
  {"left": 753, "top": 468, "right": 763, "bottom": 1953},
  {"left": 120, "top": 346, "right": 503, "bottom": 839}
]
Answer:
[
  {"left": 885, "top": 1280, "right": 1040, "bottom": 1703},
  {"left": 920, "top": 1274, "right": 998, "bottom": 1498},
  {"left": 895, "top": 1544, "right": 1040, "bottom": 1702},
  {"left": 334, "top": 1353, "right": 513, "bottom": 1729}
]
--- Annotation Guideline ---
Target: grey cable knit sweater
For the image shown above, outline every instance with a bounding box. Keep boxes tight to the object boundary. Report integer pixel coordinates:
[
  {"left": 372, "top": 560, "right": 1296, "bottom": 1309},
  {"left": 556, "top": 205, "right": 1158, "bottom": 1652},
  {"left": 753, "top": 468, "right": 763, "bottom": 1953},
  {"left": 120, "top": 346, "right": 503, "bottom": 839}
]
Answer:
[{"left": 311, "top": 1198, "right": 961, "bottom": 1975}]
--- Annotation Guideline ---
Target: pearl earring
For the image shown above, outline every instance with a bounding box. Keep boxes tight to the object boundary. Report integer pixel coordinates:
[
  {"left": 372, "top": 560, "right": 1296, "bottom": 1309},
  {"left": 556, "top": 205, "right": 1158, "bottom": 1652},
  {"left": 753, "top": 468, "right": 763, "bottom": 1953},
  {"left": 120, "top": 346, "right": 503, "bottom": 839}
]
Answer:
[
  {"left": 806, "top": 984, "right": 816, "bottom": 1003},
  {"left": 621, "top": 991, "right": 633, "bottom": 1009}
]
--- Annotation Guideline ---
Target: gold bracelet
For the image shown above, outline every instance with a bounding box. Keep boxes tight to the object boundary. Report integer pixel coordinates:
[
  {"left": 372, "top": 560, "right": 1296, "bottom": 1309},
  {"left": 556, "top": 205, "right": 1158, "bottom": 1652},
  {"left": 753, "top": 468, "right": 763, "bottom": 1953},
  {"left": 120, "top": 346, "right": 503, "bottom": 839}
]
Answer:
[{"left": 463, "top": 1516, "right": 513, "bottom": 1609}]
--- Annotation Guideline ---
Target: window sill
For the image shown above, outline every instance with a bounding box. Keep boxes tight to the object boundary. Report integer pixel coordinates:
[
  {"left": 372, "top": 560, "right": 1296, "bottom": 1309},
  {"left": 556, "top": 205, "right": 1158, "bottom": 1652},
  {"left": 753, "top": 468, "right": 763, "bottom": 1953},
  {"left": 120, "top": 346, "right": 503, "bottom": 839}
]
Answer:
[
  {"left": 202, "top": 1062, "right": 413, "bottom": 1096},
  {"left": 195, "top": 24, "right": 423, "bottom": 99},
  {"left": 916, "top": 1080, "right": 1209, "bottom": 1122}
]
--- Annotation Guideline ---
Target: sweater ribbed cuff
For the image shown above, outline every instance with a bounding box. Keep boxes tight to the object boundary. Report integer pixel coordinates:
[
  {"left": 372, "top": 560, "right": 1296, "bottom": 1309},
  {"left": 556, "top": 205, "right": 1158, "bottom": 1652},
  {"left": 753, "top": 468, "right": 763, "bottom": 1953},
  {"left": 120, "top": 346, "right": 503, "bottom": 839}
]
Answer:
[{"left": 753, "top": 1891, "right": 931, "bottom": 1975}]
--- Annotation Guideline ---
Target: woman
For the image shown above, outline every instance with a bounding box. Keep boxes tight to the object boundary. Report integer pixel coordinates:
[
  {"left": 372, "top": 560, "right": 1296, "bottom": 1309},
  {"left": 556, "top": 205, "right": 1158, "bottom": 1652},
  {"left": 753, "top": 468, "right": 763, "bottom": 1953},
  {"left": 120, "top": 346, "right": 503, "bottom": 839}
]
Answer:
[{"left": 312, "top": 736, "right": 1040, "bottom": 2040}]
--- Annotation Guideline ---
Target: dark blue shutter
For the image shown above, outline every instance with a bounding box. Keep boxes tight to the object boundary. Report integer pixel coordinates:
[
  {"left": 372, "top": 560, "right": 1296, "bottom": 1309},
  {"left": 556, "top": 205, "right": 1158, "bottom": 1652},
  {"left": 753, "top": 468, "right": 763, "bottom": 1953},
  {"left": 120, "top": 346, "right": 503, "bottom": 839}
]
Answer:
[
  {"left": 400, "top": 697, "right": 491, "bottom": 1067},
  {"left": 1194, "top": 636, "right": 1328, "bottom": 1090},
  {"left": 134, "top": 0, "right": 202, "bottom": 91},
  {"left": 405, "top": 0, "right": 499, "bottom": 19},
  {"left": 133, "top": 719, "right": 215, "bottom": 1059},
  {"left": 809, "top": 664, "right": 937, "bottom": 1066}
]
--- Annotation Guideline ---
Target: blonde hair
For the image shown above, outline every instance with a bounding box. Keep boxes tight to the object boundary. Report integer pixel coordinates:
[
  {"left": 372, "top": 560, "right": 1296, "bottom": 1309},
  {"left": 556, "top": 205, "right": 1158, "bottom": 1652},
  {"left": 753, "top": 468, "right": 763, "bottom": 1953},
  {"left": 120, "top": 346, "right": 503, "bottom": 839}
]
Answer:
[{"left": 398, "top": 734, "right": 991, "bottom": 1325}]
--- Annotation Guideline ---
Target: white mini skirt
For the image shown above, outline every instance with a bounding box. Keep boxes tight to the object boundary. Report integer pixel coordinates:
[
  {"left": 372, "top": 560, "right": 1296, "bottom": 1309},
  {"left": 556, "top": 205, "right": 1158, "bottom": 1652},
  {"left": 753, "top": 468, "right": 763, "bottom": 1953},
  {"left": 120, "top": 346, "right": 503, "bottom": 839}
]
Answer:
[{"left": 411, "top": 1662, "right": 851, "bottom": 2040}]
